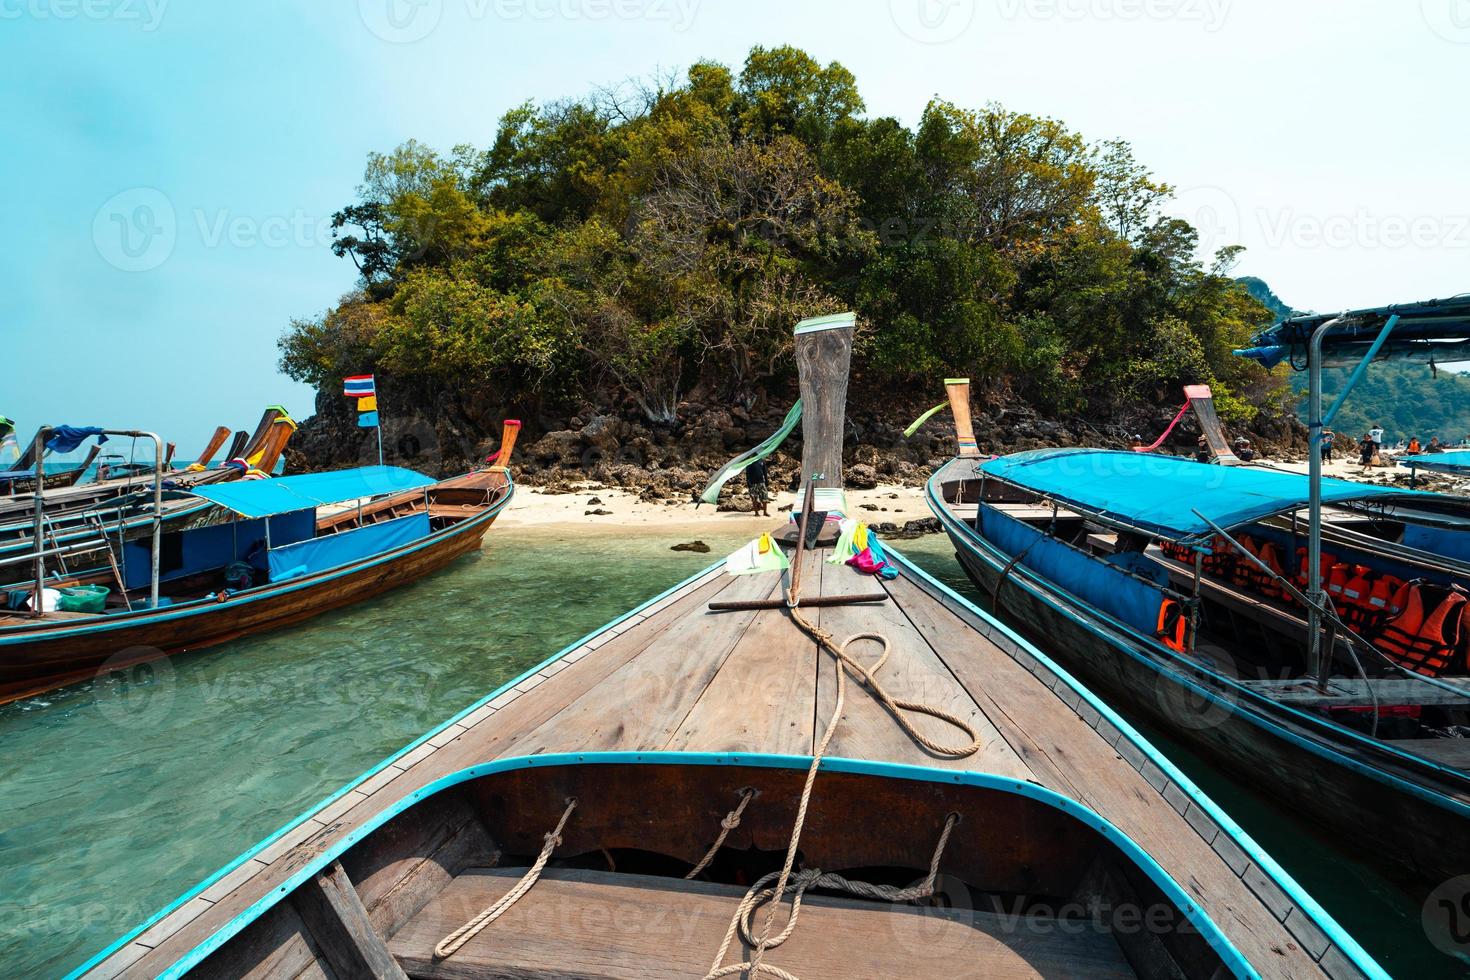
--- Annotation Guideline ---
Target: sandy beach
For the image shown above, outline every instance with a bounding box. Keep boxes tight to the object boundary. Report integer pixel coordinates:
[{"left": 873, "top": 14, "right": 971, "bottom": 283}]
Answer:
[{"left": 496, "top": 482, "right": 934, "bottom": 531}]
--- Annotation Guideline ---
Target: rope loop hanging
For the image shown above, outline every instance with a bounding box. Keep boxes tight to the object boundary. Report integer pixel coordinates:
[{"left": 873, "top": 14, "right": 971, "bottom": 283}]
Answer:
[
  {"left": 433, "top": 797, "right": 578, "bottom": 960},
  {"left": 686, "top": 787, "right": 757, "bottom": 880}
]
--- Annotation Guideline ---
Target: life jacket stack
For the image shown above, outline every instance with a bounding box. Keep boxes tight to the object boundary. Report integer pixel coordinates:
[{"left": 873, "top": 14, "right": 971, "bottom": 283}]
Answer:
[
  {"left": 1167, "top": 526, "right": 1470, "bottom": 678},
  {"left": 1373, "top": 583, "right": 1469, "bottom": 677},
  {"left": 1159, "top": 540, "right": 1194, "bottom": 563}
]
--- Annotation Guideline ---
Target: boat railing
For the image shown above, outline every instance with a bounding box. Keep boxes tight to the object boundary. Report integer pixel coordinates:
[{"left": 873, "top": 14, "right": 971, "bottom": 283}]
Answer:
[
  {"left": 0, "top": 535, "right": 112, "bottom": 569},
  {"left": 28, "top": 428, "right": 164, "bottom": 617}
]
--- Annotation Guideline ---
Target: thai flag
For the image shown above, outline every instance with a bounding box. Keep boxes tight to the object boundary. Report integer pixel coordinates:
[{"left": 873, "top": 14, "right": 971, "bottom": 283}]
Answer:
[{"left": 343, "top": 374, "right": 376, "bottom": 398}]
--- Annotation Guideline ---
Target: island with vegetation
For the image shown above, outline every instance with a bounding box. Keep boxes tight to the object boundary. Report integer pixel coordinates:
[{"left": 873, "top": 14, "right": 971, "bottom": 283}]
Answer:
[{"left": 281, "top": 45, "right": 1297, "bottom": 499}]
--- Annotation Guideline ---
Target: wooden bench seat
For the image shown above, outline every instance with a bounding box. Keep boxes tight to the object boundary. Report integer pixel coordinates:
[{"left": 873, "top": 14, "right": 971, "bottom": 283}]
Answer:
[{"left": 388, "top": 867, "right": 1133, "bottom": 980}]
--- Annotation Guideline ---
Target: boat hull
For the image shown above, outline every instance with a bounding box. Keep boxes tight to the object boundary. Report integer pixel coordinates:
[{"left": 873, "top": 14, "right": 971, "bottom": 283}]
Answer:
[
  {"left": 0, "top": 498, "right": 506, "bottom": 705},
  {"left": 931, "top": 479, "right": 1470, "bottom": 895}
]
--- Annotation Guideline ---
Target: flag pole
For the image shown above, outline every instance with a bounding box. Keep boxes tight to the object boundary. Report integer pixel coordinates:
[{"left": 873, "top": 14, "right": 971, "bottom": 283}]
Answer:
[{"left": 375, "top": 403, "right": 384, "bottom": 466}]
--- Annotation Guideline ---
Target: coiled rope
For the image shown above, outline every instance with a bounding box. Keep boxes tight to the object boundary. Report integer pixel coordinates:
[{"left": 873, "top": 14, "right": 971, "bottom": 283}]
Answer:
[
  {"left": 703, "top": 592, "right": 981, "bottom": 980},
  {"left": 434, "top": 561, "right": 984, "bottom": 975}
]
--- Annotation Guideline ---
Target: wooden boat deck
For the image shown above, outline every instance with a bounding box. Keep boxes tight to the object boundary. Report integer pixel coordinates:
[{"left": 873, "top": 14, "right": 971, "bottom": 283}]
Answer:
[{"left": 85, "top": 545, "right": 1363, "bottom": 979}]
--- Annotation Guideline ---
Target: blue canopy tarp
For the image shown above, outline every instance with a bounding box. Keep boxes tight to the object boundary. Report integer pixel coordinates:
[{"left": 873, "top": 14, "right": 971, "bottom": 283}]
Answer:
[
  {"left": 190, "top": 465, "right": 436, "bottom": 519},
  {"left": 1399, "top": 450, "right": 1470, "bottom": 476},
  {"left": 268, "top": 512, "right": 429, "bottom": 581},
  {"left": 979, "top": 449, "right": 1429, "bottom": 539},
  {"left": 1234, "top": 295, "right": 1470, "bottom": 369}
]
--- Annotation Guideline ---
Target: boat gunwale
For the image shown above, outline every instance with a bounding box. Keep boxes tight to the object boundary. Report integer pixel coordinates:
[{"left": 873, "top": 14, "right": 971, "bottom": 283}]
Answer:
[
  {"left": 0, "top": 473, "right": 514, "bottom": 644},
  {"left": 891, "top": 537, "right": 1386, "bottom": 979},
  {"left": 931, "top": 465, "right": 1470, "bottom": 799},
  {"left": 72, "top": 529, "right": 1388, "bottom": 980},
  {"left": 82, "top": 752, "right": 1263, "bottom": 980},
  {"left": 64, "top": 530, "right": 716, "bottom": 980},
  {"left": 971, "top": 451, "right": 1470, "bottom": 545}
]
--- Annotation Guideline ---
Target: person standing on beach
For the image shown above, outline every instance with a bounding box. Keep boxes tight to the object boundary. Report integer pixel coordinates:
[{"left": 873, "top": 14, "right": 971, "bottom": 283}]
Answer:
[
  {"left": 1359, "top": 432, "right": 1376, "bottom": 473},
  {"left": 1368, "top": 424, "right": 1384, "bottom": 452},
  {"left": 745, "top": 458, "right": 771, "bottom": 517},
  {"left": 1321, "top": 429, "right": 1334, "bottom": 463}
]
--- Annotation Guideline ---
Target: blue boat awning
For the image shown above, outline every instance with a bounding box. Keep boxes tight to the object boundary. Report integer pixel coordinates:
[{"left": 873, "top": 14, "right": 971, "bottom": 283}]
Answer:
[
  {"left": 979, "top": 449, "right": 1433, "bottom": 539},
  {"left": 1400, "top": 450, "right": 1470, "bottom": 476},
  {"left": 1234, "top": 295, "right": 1470, "bottom": 369},
  {"left": 190, "top": 465, "right": 436, "bottom": 519}
]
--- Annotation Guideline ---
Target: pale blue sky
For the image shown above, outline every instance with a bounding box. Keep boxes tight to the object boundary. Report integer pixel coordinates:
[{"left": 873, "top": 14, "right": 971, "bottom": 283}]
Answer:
[{"left": 2, "top": 0, "right": 1467, "bottom": 451}]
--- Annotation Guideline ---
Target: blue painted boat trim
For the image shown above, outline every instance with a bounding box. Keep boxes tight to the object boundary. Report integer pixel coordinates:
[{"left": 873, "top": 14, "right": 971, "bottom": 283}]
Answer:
[
  {"left": 2, "top": 476, "right": 515, "bottom": 646},
  {"left": 937, "top": 480, "right": 1470, "bottom": 802},
  {"left": 63, "top": 540, "right": 721, "bottom": 979},
  {"left": 99, "top": 753, "right": 1259, "bottom": 980},
  {"left": 921, "top": 475, "right": 1389, "bottom": 979}
]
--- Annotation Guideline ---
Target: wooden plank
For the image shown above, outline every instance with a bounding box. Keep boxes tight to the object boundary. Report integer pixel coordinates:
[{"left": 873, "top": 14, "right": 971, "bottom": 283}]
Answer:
[
  {"left": 813, "top": 556, "right": 1031, "bottom": 777},
  {"left": 113, "top": 570, "right": 737, "bottom": 979},
  {"left": 665, "top": 550, "right": 822, "bottom": 756},
  {"left": 504, "top": 572, "right": 779, "bottom": 754},
  {"left": 388, "top": 867, "right": 1133, "bottom": 980},
  {"left": 187, "top": 903, "right": 334, "bottom": 980},
  {"left": 794, "top": 316, "right": 853, "bottom": 491},
  {"left": 340, "top": 790, "right": 500, "bottom": 938},
  {"left": 879, "top": 572, "right": 1083, "bottom": 798},
  {"left": 1239, "top": 676, "right": 1470, "bottom": 707},
  {"left": 290, "top": 860, "right": 407, "bottom": 980},
  {"left": 887, "top": 571, "right": 1328, "bottom": 977},
  {"left": 1393, "top": 738, "right": 1470, "bottom": 769}
]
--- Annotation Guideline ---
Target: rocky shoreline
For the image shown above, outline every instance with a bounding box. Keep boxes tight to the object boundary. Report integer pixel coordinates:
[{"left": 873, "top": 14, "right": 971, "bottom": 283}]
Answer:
[{"left": 285, "top": 383, "right": 1312, "bottom": 508}]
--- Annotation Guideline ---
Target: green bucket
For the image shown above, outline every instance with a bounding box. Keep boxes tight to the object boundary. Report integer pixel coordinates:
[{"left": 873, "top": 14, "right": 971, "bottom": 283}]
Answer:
[{"left": 57, "top": 585, "right": 109, "bottom": 614}]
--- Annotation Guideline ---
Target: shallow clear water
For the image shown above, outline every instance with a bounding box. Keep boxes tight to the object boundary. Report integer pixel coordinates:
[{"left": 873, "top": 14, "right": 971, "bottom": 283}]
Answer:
[{"left": 0, "top": 529, "right": 1455, "bottom": 977}]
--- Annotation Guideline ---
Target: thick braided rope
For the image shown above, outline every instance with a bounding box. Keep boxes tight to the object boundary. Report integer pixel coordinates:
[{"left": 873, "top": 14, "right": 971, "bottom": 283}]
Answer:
[
  {"left": 433, "top": 797, "right": 578, "bottom": 960},
  {"left": 686, "top": 787, "right": 757, "bottom": 880},
  {"left": 704, "top": 604, "right": 978, "bottom": 980},
  {"left": 731, "top": 812, "right": 959, "bottom": 953},
  {"left": 789, "top": 604, "right": 982, "bottom": 759}
]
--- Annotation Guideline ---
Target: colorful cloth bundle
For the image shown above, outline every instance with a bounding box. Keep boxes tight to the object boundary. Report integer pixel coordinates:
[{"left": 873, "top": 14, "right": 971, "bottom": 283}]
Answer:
[
  {"left": 723, "top": 533, "right": 791, "bottom": 576},
  {"left": 828, "top": 518, "right": 898, "bottom": 579}
]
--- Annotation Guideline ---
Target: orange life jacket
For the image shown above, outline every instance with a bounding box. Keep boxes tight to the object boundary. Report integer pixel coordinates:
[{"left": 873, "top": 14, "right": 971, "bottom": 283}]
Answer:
[
  {"left": 1294, "top": 548, "right": 1338, "bottom": 595},
  {"left": 1246, "top": 540, "right": 1288, "bottom": 599},
  {"left": 1344, "top": 572, "right": 1404, "bottom": 630},
  {"left": 1373, "top": 576, "right": 1407, "bottom": 617},
  {"left": 1325, "top": 562, "right": 1352, "bottom": 609},
  {"left": 1231, "top": 536, "right": 1260, "bottom": 589},
  {"left": 1203, "top": 535, "right": 1234, "bottom": 578},
  {"left": 1375, "top": 585, "right": 1467, "bottom": 677},
  {"left": 1156, "top": 598, "right": 1188, "bottom": 652}
]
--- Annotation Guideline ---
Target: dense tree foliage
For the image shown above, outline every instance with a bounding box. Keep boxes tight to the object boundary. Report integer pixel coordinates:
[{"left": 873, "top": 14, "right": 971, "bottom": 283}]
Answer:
[{"left": 284, "top": 46, "right": 1281, "bottom": 426}]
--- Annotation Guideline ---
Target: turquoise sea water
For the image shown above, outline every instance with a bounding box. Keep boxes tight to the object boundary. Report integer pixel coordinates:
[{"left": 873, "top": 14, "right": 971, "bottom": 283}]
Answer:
[{"left": 0, "top": 528, "right": 1457, "bottom": 977}]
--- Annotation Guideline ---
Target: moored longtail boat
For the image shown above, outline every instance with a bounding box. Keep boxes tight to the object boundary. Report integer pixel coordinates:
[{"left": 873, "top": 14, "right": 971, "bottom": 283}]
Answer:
[
  {"left": 70, "top": 321, "right": 1381, "bottom": 980},
  {"left": 930, "top": 434, "right": 1470, "bottom": 893},
  {"left": 0, "top": 415, "right": 300, "bottom": 586},
  {"left": 0, "top": 421, "right": 519, "bottom": 705}
]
